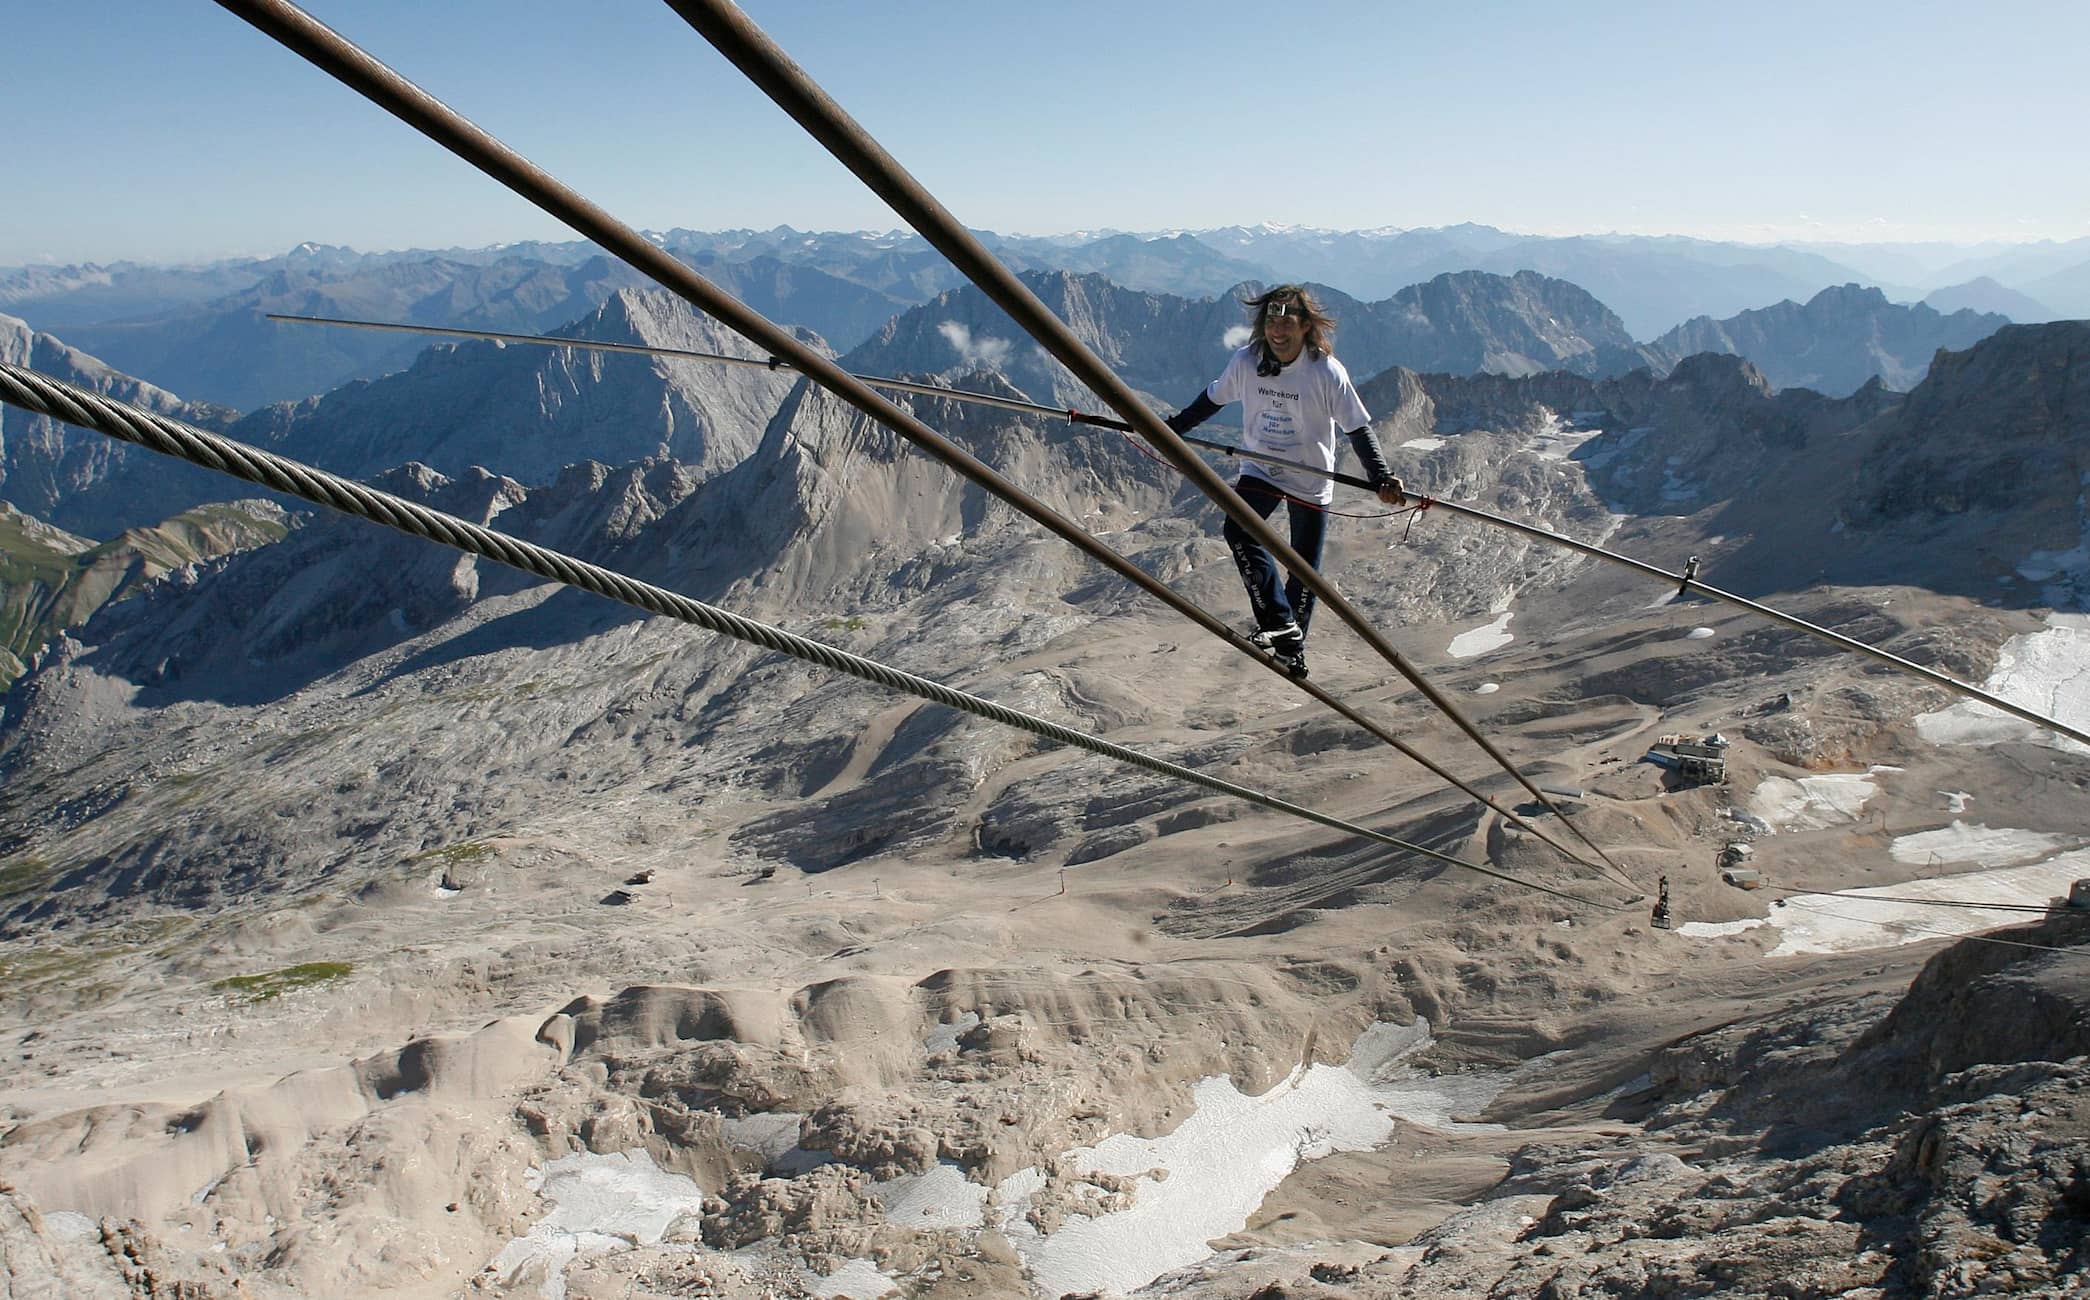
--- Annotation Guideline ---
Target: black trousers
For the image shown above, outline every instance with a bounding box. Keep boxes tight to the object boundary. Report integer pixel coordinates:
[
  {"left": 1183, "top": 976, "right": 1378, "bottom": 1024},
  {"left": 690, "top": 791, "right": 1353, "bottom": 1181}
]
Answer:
[{"left": 1221, "top": 476, "right": 1326, "bottom": 637}]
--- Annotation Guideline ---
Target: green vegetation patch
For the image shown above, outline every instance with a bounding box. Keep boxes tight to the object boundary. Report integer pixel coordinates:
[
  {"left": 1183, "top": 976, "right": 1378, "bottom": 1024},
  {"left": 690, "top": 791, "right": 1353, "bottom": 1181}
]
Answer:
[
  {"left": 212, "top": 961, "right": 354, "bottom": 1003},
  {"left": 0, "top": 856, "right": 53, "bottom": 902},
  {"left": 413, "top": 840, "right": 496, "bottom": 868}
]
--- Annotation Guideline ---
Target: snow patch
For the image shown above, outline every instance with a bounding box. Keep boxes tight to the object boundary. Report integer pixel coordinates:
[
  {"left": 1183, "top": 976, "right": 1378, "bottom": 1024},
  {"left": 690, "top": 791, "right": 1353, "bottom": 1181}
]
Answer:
[
  {"left": 1528, "top": 408, "right": 1604, "bottom": 461},
  {"left": 1683, "top": 846, "right": 2090, "bottom": 956},
  {"left": 1474, "top": 682, "right": 1500, "bottom": 695},
  {"left": 1401, "top": 436, "right": 1447, "bottom": 451},
  {"left": 1449, "top": 612, "right": 1515, "bottom": 659},
  {"left": 1747, "top": 769, "right": 1890, "bottom": 831},
  {"left": 925, "top": 1011, "right": 979, "bottom": 1055},
  {"left": 489, "top": 1150, "right": 708, "bottom": 1300},
  {"left": 997, "top": 1020, "right": 1510, "bottom": 1298},
  {"left": 1685, "top": 627, "right": 1716, "bottom": 640},
  {"left": 873, "top": 1161, "right": 989, "bottom": 1230},
  {"left": 1888, "top": 821, "right": 2072, "bottom": 867},
  {"left": 1914, "top": 613, "right": 2090, "bottom": 756},
  {"left": 811, "top": 1260, "right": 897, "bottom": 1298},
  {"left": 720, "top": 1112, "right": 805, "bottom": 1164}
]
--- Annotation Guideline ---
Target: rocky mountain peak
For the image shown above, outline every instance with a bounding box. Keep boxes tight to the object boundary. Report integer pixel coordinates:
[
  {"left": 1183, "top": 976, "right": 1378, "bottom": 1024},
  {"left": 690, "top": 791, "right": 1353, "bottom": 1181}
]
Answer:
[
  {"left": 1664, "top": 350, "right": 1776, "bottom": 401},
  {"left": 1850, "top": 321, "right": 2090, "bottom": 551},
  {"left": 1650, "top": 284, "right": 2012, "bottom": 396},
  {"left": 1808, "top": 281, "right": 1892, "bottom": 312},
  {"left": 0, "top": 314, "right": 244, "bottom": 538},
  {"left": 227, "top": 290, "right": 812, "bottom": 494}
]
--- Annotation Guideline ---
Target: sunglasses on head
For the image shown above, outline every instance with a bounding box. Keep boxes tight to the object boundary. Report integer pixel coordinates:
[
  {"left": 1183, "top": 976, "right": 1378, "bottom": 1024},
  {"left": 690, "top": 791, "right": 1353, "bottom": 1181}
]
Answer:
[{"left": 1266, "top": 301, "right": 1302, "bottom": 318}]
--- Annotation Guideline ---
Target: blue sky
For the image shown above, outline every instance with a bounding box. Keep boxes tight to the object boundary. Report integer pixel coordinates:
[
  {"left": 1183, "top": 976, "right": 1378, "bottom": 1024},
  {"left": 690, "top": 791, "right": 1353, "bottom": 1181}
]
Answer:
[{"left": 5, "top": 0, "right": 2086, "bottom": 265}]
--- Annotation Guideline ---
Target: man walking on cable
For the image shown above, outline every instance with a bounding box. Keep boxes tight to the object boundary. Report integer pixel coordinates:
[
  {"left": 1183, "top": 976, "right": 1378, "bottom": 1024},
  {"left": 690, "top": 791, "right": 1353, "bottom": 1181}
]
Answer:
[{"left": 1165, "top": 284, "right": 1405, "bottom": 679}]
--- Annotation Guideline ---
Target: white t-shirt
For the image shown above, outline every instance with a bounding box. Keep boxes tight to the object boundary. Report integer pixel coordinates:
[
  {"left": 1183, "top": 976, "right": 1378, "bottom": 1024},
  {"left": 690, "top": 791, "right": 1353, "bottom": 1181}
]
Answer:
[{"left": 1206, "top": 346, "right": 1372, "bottom": 505}]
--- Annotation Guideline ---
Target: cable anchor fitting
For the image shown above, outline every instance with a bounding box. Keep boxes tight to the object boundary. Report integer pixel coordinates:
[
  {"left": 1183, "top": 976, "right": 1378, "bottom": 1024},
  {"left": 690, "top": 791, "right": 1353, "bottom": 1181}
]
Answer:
[{"left": 1679, "top": 555, "right": 1699, "bottom": 596}]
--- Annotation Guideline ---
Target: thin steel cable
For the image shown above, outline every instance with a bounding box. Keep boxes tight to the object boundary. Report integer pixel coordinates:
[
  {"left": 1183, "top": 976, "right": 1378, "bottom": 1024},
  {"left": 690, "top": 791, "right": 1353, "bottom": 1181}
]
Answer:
[
  {"left": 262, "top": 313, "right": 1165, "bottom": 426},
  {"left": 268, "top": 311, "right": 2090, "bottom": 753},
  {"left": 212, "top": 0, "right": 1621, "bottom": 888},
  {"left": 1161, "top": 434, "right": 2090, "bottom": 751},
  {"left": 1777, "top": 887, "right": 2054, "bottom": 914},
  {"left": 259, "top": 316, "right": 1610, "bottom": 871},
  {"left": 659, "top": 0, "right": 1627, "bottom": 885},
  {"left": 1769, "top": 897, "right": 2090, "bottom": 962},
  {"left": 0, "top": 361, "right": 1625, "bottom": 913}
]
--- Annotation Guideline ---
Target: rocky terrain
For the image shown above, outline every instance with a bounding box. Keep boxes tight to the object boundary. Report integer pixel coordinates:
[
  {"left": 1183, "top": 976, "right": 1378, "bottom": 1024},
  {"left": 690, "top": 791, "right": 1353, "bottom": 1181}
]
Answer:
[
  {"left": 1650, "top": 285, "right": 2011, "bottom": 397},
  {"left": 0, "top": 314, "right": 242, "bottom": 538},
  {"left": 0, "top": 498, "right": 289, "bottom": 691},
  {"left": 0, "top": 306, "right": 2085, "bottom": 1298},
  {"left": 844, "top": 268, "right": 1660, "bottom": 419}
]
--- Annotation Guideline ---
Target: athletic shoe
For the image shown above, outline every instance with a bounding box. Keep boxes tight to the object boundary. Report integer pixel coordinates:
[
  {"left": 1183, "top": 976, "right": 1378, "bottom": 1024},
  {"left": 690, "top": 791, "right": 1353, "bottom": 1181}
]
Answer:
[
  {"left": 1275, "top": 647, "right": 1309, "bottom": 679},
  {"left": 1250, "top": 622, "right": 1304, "bottom": 656}
]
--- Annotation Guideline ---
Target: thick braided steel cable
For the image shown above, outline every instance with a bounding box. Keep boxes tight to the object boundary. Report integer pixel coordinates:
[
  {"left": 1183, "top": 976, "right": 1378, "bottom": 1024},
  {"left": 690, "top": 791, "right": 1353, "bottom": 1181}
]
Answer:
[
  {"left": 661, "top": 0, "right": 1626, "bottom": 886},
  {"left": 259, "top": 319, "right": 1607, "bottom": 873},
  {"left": 205, "top": 0, "right": 1619, "bottom": 886},
  {"left": 0, "top": 362, "right": 1623, "bottom": 913}
]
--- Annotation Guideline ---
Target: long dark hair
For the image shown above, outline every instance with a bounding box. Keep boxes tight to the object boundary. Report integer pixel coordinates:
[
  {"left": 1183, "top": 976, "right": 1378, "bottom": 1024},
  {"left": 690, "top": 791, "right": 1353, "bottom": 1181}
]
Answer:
[{"left": 1244, "top": 283, "right": 1336, "bottom": 360}]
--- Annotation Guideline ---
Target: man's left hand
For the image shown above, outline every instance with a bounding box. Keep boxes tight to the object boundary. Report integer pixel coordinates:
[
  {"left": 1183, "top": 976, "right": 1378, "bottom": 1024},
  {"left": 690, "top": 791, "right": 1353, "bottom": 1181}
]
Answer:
[{"left": 1376, "top": 476, "right": 1407, "bottom": 507}]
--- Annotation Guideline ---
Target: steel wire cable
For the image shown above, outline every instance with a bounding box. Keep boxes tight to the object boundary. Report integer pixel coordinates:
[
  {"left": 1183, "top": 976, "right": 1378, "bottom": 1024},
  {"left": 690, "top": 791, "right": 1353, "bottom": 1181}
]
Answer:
[
  {"left": 1776, "top": 887, "right": 2056, "bottom": 913},
  {"left": 256, "top": 323, "right": 1600, "bottom": 871},
  {"left": 0, "top": 361, "right": 1627, "bottom": 913},
  {"left": 1179, "top": 441, "right": 2090, "bottom": 750},
  {"left": 212, "top": 0, "right": 1625, "bottom": 891},
  {"left": 264, "top": 312, "right": 2090, "bottom": 753},
  {"left": 656, "top": 0, "right": 1626, "bottom": 885},
  {"left": 1765, "top": 896, "right": 2090, "bottom": 962}
]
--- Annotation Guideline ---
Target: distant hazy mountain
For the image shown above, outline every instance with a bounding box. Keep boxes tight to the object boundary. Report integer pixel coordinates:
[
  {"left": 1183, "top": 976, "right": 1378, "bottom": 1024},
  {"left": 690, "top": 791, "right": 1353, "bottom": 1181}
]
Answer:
[
  {"left": 1923, "top": 236, "right": 2090, "bottom": 293},
  {"left": 59, "top": 255, "right": 652, "bottom": 411},
  {"left": 1647, "top": 284, "right": 2009, "bottom": 395},
  {"left": 10, "top": 243, "right": 932, "bottom": 410},
  {"left": 0, "top": 313, "right": 244, "bottom": 537},
  {"left": 842, "top": 270, "right": 1239, "bottom": 413},
  {"left": 1033, "top": 233, "right": 1271, "bottom": 299},
  {"left": 235, "top": 288, "right": 812, "bottom": 489},
  {"left": 1191, "top": 222, "right": 1509, "bottom": 295},
  {"left": 1922, "top": 277, "right": 2055, "bottom": 322},
  {"left": 0, "top": 260, "right": 266, "bottom": 331},
  {"left": 2020, "top": 258, "right": 2090, "bottom": 322},
  {"left": 842, "top": 268, "right": 1660, "bottom": 417},
  {"left": 660, "top": 226, "right": 975, "bottom": 302},
  {"left": 1461, "top": 235, "right": 1878, "bottom": 340},
  {"left": 682, "top": 251, "right": 915, "bottom": 351}
]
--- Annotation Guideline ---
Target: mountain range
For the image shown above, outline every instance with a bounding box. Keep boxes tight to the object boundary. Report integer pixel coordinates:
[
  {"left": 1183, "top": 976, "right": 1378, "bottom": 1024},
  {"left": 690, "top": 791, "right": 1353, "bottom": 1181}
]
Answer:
[
  {"left": 1647, "top": 284, "right": 2012, "bottom": 396},
  {"left": 7, "top": 224, "right": 2082, "bottom": 415},
  {"left": 0, "top": 220, "right": 2086, "bottom": 1297}
]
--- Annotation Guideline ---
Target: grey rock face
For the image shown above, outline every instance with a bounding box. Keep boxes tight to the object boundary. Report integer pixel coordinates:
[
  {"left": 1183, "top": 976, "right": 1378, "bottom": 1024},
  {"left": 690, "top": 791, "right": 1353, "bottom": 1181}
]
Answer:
[
  {"left": 59, "top": 255, "right": 651, "bottom": 411},
  {"left": 843, "top": 268, "right": 1665, "bottom": 421},
  {"left": 1650, "top": 282, "right": 2011, "bottom": 396},
  {"left": 238, "top": 288, "right": 812, "bottom": 491},
  {"left": 0, "top": 313, "right": 243, "bottom": 537},
  {"left": 1923, "top": 275, "right": 2057, "bottom": 322}
]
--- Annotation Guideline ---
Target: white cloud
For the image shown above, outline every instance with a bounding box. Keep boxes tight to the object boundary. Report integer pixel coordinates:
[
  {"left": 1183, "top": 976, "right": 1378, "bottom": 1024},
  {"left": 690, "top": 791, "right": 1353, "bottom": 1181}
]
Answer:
[
  {"left": 1222, "top": 325, "right": 1251, "bottom": 349},
  {"left": 937, "top": 320, "right": 1012, "bottom": 369}
]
